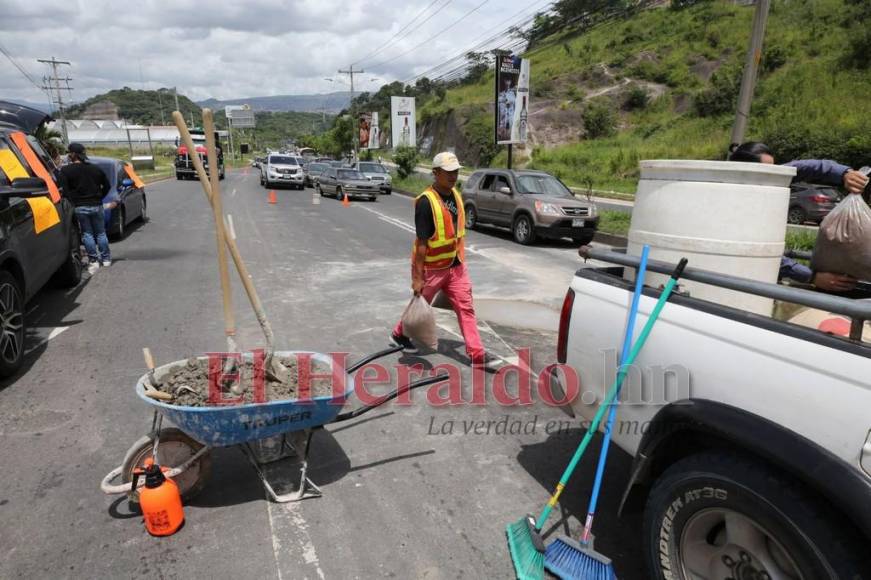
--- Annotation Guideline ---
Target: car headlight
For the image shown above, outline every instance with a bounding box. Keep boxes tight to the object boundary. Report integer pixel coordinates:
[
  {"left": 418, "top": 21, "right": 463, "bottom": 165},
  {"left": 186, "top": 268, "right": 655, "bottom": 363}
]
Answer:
[{"left": 534, "top": 201, "right": 562, "bottom": 216}]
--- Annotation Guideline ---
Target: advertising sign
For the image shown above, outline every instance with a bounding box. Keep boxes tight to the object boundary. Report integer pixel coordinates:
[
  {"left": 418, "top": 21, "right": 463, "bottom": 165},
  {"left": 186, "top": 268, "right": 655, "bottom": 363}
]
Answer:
[
  {"left": 390, "top": 96, "right": 416, "bottom": 149},
  {"left": 359, "top": 111, "right": 379, "bottom": 150},
  {"left": 495, "top": 56, "right": 530, "bottom": 144}
]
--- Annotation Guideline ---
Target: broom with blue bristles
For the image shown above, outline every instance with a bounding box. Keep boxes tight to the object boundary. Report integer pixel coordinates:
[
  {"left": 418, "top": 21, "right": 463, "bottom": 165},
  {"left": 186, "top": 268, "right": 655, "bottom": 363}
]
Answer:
[
  {"left": 543, "top": 246, "right": 650, "bottom": 580},
  {"left": 507, "top": 251, "right": 685, "bottom": 580}
]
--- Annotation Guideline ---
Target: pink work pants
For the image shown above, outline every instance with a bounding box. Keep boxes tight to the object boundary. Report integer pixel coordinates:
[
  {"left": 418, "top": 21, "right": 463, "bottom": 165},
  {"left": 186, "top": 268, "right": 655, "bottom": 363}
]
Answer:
[{"left": 394, "top": 263, "right": 485, "bottom": 362}]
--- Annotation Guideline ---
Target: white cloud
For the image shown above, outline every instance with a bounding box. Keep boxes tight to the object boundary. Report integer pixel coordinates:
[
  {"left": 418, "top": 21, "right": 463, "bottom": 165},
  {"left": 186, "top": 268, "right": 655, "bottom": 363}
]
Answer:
[{"left": 1, "top": 0, "right": 537, "bottom": 105}]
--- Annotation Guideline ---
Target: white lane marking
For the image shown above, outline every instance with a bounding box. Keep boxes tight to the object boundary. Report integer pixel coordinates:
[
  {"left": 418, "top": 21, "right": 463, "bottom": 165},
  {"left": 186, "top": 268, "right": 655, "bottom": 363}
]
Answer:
[
  {"left": 267, "top": 500, "right": 326, "bottom": 580},
  {"left": 357, "top": 205, "right": 415, "bottom": 234},
  {"left": 231, "top": 188, "right": 237, "bottom": 197},
  {"left": 24, "top": 326, "right": 71, "bottom": 355},
  {"left": 47, "top": 326, "right": 69, "bottom": 341},
  {"left": 356, "top": 204, "right": 484, "bottom": 256}
]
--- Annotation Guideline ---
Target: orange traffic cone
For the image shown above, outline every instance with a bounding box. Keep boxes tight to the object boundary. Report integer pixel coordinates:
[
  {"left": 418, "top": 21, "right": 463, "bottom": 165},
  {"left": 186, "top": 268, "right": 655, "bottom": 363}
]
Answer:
[
  {"left": 268, "top": 190, "right": 277, "bottom": 204},
  {"left": 342, "top": 192, "right": 350, "bottom": 207}
]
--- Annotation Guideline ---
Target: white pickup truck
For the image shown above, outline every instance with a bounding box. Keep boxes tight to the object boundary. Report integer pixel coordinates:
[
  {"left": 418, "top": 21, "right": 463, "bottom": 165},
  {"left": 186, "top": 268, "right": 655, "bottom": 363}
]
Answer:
[{"left": 559, "top": 246, "right": 871, "bottom": 580}]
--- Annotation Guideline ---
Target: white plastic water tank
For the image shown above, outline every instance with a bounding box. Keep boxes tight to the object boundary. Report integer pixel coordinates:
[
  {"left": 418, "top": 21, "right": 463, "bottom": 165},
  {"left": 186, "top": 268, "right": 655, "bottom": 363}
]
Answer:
[{"left": 626, "top": 160, "right": 796, "bottom": 314}]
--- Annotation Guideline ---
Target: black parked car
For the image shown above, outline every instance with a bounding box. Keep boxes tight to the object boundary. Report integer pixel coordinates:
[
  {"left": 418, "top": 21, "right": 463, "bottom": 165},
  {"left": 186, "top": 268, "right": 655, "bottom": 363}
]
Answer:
[
  {"left": 90, "top": 156, "right": 148, "bottom": 239},
  {"left": 0, "top": 101, "right": 82, "bottom": 376},
  {"left": 788, "top": 183, "right": 842, "bottom": 225}
]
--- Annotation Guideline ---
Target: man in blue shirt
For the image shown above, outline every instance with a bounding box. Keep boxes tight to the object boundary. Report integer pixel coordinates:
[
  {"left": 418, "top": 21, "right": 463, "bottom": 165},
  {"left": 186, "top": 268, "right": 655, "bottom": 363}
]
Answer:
[{"left": 729, "top": 142, "right": 869, "bottom": 292}]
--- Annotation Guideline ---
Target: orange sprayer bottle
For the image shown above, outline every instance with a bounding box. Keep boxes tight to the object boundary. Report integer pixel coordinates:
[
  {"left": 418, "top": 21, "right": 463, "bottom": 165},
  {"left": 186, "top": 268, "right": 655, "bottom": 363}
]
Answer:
[{"left": 132, "top": 458, "right": 185, "bottom": 536}]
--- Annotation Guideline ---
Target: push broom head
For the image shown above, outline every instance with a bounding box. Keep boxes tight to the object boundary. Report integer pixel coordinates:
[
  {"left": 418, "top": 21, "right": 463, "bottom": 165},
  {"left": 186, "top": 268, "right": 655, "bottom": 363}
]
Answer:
[
  {"left": 544, "top": 536, "right": 616, "bottom": 580},
  {"left": 506, "top": 514, "right": 546, "bottom": 580}
]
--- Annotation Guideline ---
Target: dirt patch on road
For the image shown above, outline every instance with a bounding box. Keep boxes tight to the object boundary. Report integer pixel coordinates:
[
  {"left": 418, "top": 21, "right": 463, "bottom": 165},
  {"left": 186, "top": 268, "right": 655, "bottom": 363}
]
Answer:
[{"left": 153, "top": 356, "right": 336, "bottom": 407}]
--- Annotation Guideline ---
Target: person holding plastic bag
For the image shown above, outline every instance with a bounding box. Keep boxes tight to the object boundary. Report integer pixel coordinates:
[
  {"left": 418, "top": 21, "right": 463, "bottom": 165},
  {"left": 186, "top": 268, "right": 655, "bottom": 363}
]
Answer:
[
  {"left": 729, "top": 142, "right": 870, "bottom": 292},
  {"left": 390, "top": 152, "right": 502, "bottom": 372}
]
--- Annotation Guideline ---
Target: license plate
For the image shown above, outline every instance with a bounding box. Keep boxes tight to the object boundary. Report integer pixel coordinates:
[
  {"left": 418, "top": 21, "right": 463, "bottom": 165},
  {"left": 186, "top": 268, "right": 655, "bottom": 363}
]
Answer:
[{"left": 572, "top": 219, "right": 586, "bottom": 227}]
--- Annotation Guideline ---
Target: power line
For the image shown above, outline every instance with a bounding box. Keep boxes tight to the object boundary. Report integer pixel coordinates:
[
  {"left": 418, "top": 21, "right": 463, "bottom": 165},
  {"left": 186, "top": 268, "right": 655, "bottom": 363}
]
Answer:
[
  {"left": 402, "top": 0, "right": 555, "bottom": 83},
  {"left": 0, "top": 41, "right": 43, "bottom": 91},
  {"left": 352, "top": 0, "right": 450, "bottom": 66},
  {"left": 368, "top": 0, "right": 491, "bottom": 70}
]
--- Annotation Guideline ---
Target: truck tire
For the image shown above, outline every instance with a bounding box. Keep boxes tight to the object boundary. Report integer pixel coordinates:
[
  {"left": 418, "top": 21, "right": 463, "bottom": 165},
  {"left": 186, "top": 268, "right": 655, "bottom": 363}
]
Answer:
[
  {"left": 643, "top": 451, "right": 869, "bottom": 580},
  {"left": 465, "top": 205, "right": 478, "bottom": 230},
  {"left": 787, "top": 206, "right": 807, "bottom": 225},
  {"left": 0, "top": 271, "right": 25, "bottom": 377},
  {"left": 512, "top": 214, "right": 536, "bottom": 245}
]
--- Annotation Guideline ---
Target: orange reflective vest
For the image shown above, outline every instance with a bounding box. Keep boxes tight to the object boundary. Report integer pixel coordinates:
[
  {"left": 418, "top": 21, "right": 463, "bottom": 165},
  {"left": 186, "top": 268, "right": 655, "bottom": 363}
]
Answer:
[{"left": 414, "top": 187, "right": 465, "bottom": 271}]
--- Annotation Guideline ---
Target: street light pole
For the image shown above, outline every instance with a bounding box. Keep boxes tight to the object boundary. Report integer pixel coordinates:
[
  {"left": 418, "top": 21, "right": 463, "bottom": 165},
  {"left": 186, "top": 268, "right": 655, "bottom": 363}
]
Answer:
[{"left": 338, "top": 65, "right": 363, "bottom": 163}]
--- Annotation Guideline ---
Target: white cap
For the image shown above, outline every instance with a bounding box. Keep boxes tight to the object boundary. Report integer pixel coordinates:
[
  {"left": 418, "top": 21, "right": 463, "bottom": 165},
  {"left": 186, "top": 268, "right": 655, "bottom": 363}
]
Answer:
[{"left": 432, "top": 151, "right": 462, "bottom": 172}]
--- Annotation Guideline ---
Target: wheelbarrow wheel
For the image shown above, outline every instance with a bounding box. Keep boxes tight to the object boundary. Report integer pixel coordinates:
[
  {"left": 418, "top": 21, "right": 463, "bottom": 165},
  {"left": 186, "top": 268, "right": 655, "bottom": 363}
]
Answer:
[{"left": 121, "top": 428, "right": 212, "bottom": 504}]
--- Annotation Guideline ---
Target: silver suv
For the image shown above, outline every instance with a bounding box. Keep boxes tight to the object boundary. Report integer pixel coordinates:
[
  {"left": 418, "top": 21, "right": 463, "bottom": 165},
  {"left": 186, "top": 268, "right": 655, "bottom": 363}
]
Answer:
[
  {"left": 261, "top": 154, "right": 304, "bottom": 189},
  {"left": 354, "top": 161, "right": 392, "bottom": 194},
  {"left": 461, "top": 169, "right": 598, "bottom": 245}
]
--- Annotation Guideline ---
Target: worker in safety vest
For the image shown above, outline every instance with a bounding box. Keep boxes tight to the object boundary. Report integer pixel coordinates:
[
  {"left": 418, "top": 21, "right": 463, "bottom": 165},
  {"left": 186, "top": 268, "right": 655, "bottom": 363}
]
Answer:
[{"left": 390, "top": 152, "right": 501, "bottom": 372}]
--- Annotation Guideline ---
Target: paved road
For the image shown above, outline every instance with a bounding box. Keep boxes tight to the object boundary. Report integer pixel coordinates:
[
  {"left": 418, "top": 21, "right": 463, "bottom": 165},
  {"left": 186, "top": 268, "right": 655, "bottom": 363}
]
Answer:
[{"left": 0, "top": 169, "right": 646, "bottom": 579}]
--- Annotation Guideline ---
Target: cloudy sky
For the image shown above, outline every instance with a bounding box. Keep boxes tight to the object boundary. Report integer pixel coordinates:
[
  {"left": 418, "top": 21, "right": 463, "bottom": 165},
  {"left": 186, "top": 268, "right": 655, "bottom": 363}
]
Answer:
[{"left": 1, "top": 0, "right": 543, "bottom": 106}]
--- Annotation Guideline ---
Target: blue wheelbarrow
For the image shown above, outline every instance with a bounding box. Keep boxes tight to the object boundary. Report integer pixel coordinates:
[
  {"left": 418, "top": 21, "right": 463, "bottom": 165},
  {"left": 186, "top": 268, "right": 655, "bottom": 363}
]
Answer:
[{"left": 101, "top": 346, "right": 445, "bottom": 503}]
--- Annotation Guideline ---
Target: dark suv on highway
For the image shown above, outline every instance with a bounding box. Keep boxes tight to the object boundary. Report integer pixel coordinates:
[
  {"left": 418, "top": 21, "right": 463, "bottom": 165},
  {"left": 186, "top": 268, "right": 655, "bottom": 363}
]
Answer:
[
  {"left": 0, "top": 101, "right": 82, "bottom": 376},
  {"left": 462, "top": 169, "right": 599, "bottom": 245}
]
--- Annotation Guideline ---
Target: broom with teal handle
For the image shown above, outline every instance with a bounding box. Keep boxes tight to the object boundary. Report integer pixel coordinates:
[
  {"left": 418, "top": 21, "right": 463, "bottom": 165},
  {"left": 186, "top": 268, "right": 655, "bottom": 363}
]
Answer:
[
  {"left": 507, "top": 254, "right": 686, "bottom": 580},
  {"left": 544, "top": 245, "right": 650, "bottom": 580}
]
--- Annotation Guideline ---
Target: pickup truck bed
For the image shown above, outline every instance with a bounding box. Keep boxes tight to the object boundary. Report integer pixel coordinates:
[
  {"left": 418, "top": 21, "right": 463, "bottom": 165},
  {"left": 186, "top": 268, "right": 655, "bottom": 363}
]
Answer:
[{"left": 561, "top": 248, "right": 871, "bottom": 579}]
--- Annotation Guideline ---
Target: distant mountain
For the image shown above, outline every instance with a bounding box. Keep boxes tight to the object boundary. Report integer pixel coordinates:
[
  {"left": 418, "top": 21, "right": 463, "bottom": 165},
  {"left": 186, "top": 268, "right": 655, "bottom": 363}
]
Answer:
[{"left": 198, "top": 92, "right": 351, "bottom": 114}]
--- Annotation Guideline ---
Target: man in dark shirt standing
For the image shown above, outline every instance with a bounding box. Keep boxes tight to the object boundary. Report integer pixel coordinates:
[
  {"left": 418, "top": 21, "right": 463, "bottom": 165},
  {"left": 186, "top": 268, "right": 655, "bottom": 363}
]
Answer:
[
  {"left": 60, "top": 143, "right": 111, "bottom": 274},
  {"left": 390, "top": 152, "right": 500, "bottom": 371}
]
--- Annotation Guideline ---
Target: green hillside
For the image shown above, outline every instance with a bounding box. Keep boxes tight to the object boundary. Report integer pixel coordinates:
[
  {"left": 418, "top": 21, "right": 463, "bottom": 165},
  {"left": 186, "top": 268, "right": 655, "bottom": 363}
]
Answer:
[
  {"left": 404, "top": 0, "right": 871, "bottom": 193},
  {"left": 66, "top": 87, "right": 202, "bottom": 125}
]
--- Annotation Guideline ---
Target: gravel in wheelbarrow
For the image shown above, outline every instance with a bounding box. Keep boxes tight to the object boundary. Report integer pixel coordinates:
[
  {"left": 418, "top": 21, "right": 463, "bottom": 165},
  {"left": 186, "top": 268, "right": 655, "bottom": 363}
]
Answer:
[{"left": 153, "top": 354, "right": 335, "bottom": 407}]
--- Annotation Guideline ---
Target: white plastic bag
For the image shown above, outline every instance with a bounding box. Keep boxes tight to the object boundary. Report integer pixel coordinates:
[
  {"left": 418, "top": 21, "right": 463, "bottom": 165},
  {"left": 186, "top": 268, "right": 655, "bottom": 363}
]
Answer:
[
  {"left": 401, "top": 295, "right": 438, "bottom": 349},
  {"left": 811, "top": 194, "right": 871, "bottom": 282}
]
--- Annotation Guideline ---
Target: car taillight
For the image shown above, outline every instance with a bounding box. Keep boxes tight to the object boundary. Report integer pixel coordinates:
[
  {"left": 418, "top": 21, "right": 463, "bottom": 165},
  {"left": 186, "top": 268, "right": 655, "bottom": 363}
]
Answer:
[
  {"left": 809, "top": 194, "right": 833, "bottom": 203},
  {"left": 557, "top": 288, "right": 575, "bottom": 364}
]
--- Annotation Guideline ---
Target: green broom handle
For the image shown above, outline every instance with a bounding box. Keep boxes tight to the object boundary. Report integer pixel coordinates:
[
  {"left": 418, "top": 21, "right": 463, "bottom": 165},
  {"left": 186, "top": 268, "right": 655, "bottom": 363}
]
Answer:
[{"left": 535, "top": 258, "right": 687, "bottom": 530}]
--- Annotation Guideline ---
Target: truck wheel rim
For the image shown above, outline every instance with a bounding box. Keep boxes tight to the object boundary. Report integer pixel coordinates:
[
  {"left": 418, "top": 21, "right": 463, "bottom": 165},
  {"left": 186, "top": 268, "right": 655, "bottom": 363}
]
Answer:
[
  {"left": 466, "top": 207, "right": 476, "bottom": 227},
  {"left": 679, "top": 508, "right": 804, "bottom": 580},
  {"left": 0, "top": 282, "right": 23, "bottom": 365},
  {"left": 516, "top": 218, "right": 529, "bottom": 241}
]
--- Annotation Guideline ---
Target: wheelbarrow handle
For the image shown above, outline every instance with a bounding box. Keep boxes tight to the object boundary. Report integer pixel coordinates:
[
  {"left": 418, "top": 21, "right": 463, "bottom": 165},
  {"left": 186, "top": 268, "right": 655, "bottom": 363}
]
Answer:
[{"left": 333, "top": 372, "right": 449, "bottom": 422}]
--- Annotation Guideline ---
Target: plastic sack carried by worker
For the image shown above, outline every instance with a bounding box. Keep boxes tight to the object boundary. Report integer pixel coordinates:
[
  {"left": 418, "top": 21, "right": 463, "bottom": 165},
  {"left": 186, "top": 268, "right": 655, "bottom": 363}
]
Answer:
[
  {"left": 401, "top": 295, "right": 438, "bottom": 350},
  {"left": 811, "top": 194, "right": 871, "bottom": 282}
]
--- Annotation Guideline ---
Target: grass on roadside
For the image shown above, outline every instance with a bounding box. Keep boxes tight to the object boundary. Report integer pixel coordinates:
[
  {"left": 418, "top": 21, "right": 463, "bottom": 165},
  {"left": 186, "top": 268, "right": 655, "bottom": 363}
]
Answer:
[
  {"left": 597, "top": 210, "right": 632, "bottom": 237},
  {"left": 392, "top": 173, "right": 433, "bottom": 195}
]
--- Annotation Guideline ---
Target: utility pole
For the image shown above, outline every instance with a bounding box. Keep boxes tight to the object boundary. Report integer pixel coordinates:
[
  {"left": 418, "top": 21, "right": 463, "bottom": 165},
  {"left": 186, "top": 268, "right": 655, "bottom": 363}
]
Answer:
[
  {"left": 174, "top": 87, "right": 181, "bottom": 112},
  {"left": 39, "top": 57, "right": 72, "bottom": 146},
  {"left": 729, "top": 0, "right": 770, "bottom": 154},
  {"left": 338, "top": 65, "right": 363, "bottom": 163}
]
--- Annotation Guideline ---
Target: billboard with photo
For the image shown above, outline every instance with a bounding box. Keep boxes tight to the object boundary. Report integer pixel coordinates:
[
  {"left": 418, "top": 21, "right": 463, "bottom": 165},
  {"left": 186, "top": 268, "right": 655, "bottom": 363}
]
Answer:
[
  {"left": 391, "top": 96, "right": 416, "bottom": 149},
  {"left": 495, "top": 55, "right": 530, "bottom": 145},
  {"left": 359, "top": 112, "right": 380, "bottom": 150}
]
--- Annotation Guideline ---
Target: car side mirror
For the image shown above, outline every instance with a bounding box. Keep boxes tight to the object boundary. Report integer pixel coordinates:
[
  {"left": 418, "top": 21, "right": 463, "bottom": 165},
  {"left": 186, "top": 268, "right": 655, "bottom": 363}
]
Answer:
[
  {"left": 498, "top": 186, "right": 512, "bottom": 195},
  {"left": 122, "top": 178, "right": 134, "bottom": 188}
]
